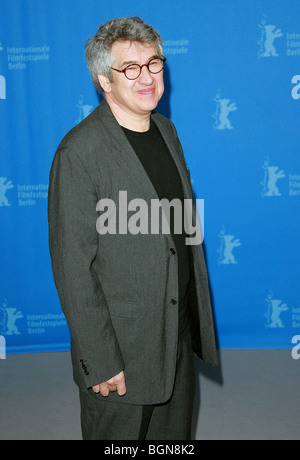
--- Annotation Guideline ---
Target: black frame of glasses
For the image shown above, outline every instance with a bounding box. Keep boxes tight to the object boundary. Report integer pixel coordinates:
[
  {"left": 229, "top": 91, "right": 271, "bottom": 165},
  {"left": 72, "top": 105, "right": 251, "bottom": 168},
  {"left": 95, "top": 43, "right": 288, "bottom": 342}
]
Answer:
[{"left": 111, "top": 57, "right": 167, "bottom": 80}]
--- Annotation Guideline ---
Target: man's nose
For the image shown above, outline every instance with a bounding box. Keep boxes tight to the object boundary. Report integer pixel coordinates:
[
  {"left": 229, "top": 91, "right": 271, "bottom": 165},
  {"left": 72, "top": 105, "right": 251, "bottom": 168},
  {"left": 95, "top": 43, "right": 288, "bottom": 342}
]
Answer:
[{"left": 138, "top": 65, "right": 154, "bottom": 83}]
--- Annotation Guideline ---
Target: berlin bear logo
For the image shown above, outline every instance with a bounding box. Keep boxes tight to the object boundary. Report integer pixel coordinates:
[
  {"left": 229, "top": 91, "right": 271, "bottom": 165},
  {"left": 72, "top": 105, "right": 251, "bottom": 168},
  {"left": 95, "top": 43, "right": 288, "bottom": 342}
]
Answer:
[
  {"left": 264, "top": 292, "right": 288, "bottom": 328},
  {"left": 217, "top": 226, "right": 241, "bottom": 264},
  {"left": 0, "top": 177, "right": 14, "bottom": 206},
  {"left": 0, "top": 299, "right": 23, "bottom": 335},
  {"left": 261, "top": 158, "right": 285, "bottom": 197},
  {"left": 213, "top": 91, "right": 237, "bottom": 130},
  {"left": 258, "top": 17, "right": 283, "bottom": 58}
]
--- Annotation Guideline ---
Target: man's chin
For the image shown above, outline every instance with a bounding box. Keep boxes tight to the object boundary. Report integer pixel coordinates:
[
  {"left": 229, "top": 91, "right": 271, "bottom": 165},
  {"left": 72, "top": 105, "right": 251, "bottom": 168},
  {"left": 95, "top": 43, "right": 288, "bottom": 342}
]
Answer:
[{"left": 136, "top": 98, "right": 162, "bottom": 114}]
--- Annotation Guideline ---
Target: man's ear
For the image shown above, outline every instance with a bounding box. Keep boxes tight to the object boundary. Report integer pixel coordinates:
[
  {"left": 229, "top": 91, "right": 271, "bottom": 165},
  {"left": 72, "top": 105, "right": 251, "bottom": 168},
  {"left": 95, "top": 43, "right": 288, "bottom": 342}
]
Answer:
[{"left": 97, "top": 74, "right": 112, "bottom": 93}]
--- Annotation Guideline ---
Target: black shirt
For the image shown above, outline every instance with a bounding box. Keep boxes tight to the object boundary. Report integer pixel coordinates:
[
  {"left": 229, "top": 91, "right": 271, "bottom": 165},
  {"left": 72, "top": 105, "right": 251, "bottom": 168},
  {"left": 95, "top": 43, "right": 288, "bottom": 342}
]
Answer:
[{"left": 122, "top": 119, "right": 191, "bottom": 335}]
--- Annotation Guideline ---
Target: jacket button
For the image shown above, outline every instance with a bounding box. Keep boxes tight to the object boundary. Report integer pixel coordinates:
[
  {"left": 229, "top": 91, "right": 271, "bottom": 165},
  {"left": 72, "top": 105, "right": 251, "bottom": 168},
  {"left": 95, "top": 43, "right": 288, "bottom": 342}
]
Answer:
[
  {"left": 171, "top": 299, "right": 177, "bottom": 305},
  {"left": 169, "top": 248, "right": 176, "bottom": 255}
]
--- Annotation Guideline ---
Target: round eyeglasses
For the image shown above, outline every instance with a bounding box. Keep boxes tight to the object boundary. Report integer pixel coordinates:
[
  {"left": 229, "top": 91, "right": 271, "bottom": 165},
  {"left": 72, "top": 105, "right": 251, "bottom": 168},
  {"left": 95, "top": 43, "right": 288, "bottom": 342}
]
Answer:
[{"left": 111, "top": 57, "right": 166, "bottom": 80}]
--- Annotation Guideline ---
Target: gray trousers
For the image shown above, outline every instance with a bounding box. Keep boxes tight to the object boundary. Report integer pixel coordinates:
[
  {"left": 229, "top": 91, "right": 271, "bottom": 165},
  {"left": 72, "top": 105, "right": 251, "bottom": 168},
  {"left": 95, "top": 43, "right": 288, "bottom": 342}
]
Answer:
[{"left": 79, "top": 326, "right": 195, "bottom": 440}]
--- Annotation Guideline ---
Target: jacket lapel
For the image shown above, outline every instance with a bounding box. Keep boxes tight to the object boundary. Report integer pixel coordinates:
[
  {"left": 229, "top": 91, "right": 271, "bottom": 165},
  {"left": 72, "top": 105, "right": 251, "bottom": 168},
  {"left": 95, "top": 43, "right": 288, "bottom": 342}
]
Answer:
[
  {"left": 97, "top": 100, "right": 159, "bottom": 202},
  {"left": 96, "top": 99, "right": 192, "bottom": 203},
  {"left": 151, "top": 113, "right": 193, "bottom": 202}
]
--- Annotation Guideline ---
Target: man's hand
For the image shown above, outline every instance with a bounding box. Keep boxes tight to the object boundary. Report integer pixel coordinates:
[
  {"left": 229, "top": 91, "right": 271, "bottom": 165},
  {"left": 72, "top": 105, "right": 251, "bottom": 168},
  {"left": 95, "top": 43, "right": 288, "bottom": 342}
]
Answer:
[{"left": 92, "top": 371, "right": 126, "bottom": 397}]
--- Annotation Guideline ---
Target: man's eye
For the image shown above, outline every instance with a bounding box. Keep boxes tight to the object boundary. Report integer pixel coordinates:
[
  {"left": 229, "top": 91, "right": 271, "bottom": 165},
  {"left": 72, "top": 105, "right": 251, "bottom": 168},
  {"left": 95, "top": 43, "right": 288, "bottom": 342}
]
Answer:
[
  {"left": 125, "top": 65, "right": 139, "bottom": 71},
  {"left": 149, "top": 59, "right": 160, "bottom": 67}
]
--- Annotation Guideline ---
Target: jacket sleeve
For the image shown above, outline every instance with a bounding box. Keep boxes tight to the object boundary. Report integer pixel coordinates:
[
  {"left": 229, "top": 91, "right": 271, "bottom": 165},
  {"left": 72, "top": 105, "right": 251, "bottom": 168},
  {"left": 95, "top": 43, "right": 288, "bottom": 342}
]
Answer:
[{"left": 48, "top": 146, "right": 124, "bottom": 388}]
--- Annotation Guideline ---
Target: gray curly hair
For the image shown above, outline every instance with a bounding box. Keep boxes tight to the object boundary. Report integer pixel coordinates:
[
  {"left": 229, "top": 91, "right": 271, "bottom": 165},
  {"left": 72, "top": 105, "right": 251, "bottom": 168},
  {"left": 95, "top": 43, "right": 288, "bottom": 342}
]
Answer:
[{"left": 85, "top": 16, "right": 164, "bottom": 90}]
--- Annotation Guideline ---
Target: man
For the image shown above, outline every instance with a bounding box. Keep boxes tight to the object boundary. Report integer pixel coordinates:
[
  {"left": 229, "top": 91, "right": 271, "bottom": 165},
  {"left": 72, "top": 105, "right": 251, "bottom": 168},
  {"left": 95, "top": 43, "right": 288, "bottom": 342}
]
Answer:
[{"left": 48, "top": 16, "right": 217, "bottom": 440}]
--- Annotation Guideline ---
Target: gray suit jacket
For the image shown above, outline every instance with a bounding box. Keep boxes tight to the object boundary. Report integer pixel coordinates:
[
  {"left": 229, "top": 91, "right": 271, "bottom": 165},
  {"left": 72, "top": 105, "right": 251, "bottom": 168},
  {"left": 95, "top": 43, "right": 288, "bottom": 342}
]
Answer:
[{"left": 48, "top": 99, "right": 217, "bottom": 405}]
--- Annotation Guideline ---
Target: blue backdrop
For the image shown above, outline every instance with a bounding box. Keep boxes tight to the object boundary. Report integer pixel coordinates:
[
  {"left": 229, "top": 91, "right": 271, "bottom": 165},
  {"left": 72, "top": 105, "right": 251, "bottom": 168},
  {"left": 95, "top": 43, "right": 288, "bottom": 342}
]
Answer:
[{"left": 0, "top": 0, "right": 299, "bottom": 353}]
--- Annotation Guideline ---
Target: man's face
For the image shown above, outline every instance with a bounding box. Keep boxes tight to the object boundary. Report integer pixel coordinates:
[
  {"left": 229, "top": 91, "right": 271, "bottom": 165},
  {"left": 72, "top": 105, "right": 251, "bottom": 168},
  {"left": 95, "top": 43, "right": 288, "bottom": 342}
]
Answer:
[{"left": 99, "top": 40, "right": 165, "bottom": 119}]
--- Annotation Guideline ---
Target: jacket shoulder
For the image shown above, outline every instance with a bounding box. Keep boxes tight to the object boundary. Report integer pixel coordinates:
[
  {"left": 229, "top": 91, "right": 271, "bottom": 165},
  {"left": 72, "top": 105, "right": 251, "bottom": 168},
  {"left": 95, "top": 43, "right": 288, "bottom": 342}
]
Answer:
[{"left": 56, "top": 104, "right": 105, "bottom": 154}]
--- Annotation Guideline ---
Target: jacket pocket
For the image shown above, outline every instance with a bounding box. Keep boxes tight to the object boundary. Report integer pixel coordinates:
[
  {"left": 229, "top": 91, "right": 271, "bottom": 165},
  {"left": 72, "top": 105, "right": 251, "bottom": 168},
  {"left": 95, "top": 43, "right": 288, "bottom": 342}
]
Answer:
[{"left": 106, "top": 298, "right": 141, "bottom": 319}]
